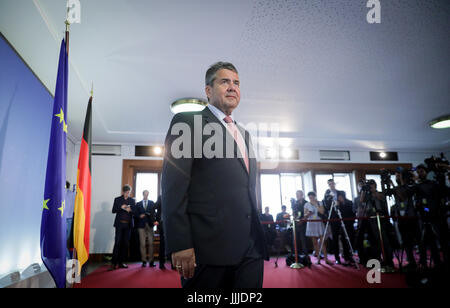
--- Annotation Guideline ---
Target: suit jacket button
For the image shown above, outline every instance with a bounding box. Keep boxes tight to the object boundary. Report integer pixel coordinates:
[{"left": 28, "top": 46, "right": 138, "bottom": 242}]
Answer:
[{"left": 246, "top": 214, "right": 251, "bottom": 219}]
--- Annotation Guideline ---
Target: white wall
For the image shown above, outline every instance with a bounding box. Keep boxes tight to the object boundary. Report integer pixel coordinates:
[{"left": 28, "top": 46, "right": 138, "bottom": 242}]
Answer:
[
  {"left": 65, "top": 137, "right": 77, "bottom": 188},
  {"left": 90, "top": 155, "right": 123, "bottom": 254}
]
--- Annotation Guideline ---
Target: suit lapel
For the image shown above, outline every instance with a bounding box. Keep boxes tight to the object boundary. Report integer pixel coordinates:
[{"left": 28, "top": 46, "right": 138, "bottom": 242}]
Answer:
[{"left": 202, "top": 108, "right": 249, "bottom": 175}]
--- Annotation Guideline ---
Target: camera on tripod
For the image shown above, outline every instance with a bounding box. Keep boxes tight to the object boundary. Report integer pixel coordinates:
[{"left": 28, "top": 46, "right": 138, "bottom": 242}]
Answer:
[{"left": 361, "top": 180, "right": 373, "bottom": 193}]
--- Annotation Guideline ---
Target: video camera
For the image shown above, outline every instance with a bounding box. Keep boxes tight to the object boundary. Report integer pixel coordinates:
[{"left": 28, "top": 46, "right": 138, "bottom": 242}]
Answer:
[{"left": 424, "top": 153, "right": 448, "bottom": 174}]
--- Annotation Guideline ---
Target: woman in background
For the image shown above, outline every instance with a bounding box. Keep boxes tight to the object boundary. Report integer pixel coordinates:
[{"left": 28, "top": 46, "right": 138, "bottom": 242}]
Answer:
[{"left": 304, "top": 191, "right": 333, "bottom": 265}]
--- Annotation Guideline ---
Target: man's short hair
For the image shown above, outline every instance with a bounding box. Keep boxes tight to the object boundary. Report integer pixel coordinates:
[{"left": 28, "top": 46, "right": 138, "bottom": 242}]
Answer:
[
  {"left": 337, "top": 191, "right": 346, "bottom": 199},
  {"left": 122, "top": 185, "right": 132, "bottom": 192},
  {"left": 281, "top": 205, "right": 287, "bottom": 209},
  {"left": 327, "top": 179, "right": 334, "bottom": 183},
  {"left": 205, "top": 62, "right": 238, "bottom": 87},
  {"left": 367, "top": 179, "right": 377, "bottom": 187},
  {"left": 307, "top": 191, "right": 316, "bottom": 197},
  {"left": 416, "top": 164, "right": 428, "bottom": 173}
]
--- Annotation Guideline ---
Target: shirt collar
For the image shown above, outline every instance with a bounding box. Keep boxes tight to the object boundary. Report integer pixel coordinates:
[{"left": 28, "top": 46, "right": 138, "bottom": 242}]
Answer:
[{"left": 207, "top": 104, "right": 234, "bottom": 126}]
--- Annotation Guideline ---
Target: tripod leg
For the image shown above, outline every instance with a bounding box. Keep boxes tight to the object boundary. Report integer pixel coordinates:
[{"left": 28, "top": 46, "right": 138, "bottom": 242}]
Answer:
[
  {"left": 317, "top": 205, "right": 333, "bottom": 265},
  {"left": 336, "top": 208, "right": 359, "bottom": 270}
]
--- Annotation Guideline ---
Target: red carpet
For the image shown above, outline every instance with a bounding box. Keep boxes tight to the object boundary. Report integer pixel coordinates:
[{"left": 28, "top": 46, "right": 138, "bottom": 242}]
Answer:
[{"left": 75, "top": 257, "right": 407, "bottom": 288}]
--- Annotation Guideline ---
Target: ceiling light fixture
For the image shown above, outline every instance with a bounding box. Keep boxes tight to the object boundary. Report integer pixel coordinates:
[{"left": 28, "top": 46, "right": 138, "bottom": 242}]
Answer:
[
  {"left": 171, "top": 98, "right": 208, "bottom": 114},
  {"left": 379, "top": 152, "right": 387, "bottom": 158},
  {"left": 429, "top": 115, "right": 450, "bottom": 129}
]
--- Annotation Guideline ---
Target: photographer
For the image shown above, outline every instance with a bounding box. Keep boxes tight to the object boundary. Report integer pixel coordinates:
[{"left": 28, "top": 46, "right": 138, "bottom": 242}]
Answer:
[
  {"left": 291, "top": 190, "right": 308, "bottom": 255},
  {"left": 359, "top": 180, "right": 395, "bottom": 272},
  {"left": 260, "top": 207, "right": 276, "bottom": 252},
  {"left": 412, "top": 165, "right": 446, "bottom": 268},
  {"left": 390, "top": 169, "right": 420, "bottom": 270},
  {"left": 336, "top": 192, "right": 356, "bottom": 265},
  {"left": 323, "top": 179, "right": 346, "bottom": 265}
]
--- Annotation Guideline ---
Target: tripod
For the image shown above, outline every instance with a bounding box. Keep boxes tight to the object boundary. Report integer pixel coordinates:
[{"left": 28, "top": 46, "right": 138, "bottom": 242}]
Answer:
[{"left": 317, "top": 200, "right": 359, "bottom": 269}]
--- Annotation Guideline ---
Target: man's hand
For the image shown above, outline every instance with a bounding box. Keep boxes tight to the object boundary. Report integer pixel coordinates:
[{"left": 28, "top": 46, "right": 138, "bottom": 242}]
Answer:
[
  {"left": 140, "top": 214, "right": 146, "bottom": 219},
  {"left": 172, "top": 248, "right": 196, "bottom": 279},
  {"left": 153, "top": 221, "right": 159, "bottom": 226}
]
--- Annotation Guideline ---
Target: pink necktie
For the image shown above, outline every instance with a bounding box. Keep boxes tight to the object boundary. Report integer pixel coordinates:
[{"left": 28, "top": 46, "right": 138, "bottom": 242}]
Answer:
[{"left": 224, "top": 116, "right": 249, "bottom": 173}]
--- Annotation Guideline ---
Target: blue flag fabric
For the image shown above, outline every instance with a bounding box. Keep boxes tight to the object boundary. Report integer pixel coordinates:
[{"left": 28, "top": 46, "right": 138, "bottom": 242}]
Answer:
[{"left": 40, "top": 39, "right": 68, "bottom": 288}]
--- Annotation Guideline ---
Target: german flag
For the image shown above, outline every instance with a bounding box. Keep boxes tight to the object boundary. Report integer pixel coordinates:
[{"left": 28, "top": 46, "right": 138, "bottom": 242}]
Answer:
[{"left": 73, "top": 95, "right": 92, "bottom": 272}]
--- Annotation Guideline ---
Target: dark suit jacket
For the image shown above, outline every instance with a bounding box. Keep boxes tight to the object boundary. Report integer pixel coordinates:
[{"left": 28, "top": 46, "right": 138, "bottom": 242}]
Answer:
[
  {"left": 323, "top": 189, "right": 345, "bottom": 219},
  {"left": 112, "top": 195, "right": 136, "bottom": 228},
  {"left": 134, "top": 200, "right": 156, "bottom": 229},
  {"left": 161, "top": 107, "right": 268, "bottom": 266}
]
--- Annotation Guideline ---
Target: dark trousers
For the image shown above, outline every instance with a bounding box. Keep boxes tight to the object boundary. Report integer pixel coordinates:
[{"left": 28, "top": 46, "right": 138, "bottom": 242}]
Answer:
[
  {"left": 397, "top": 219, "right": 420, "bottom": 265},
  {"left": 355, "top": 218, "right": 393, "bottom": 266},
  {"left": 158, "top": 225, "right": 174, "bottom": 266},
  {"left": 181, "top": 257, "right": 264, "bottom": 288},
  {"left": 331, "top": 222, "right": 351, "bottom": 261},
  {"left": 112, "top": 223, "right": 131, "bottom": 265}
]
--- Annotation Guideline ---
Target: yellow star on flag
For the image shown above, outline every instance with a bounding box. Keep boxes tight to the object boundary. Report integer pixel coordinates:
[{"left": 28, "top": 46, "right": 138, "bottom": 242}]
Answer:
[
  {"left": 55, "top": 108, "right": 65, "bottom": 123},
  {"left": 58, "top": 200, "right": 65, "bottom": 217},
  {"left": 63, "top": 121, "right": 68, "bottom": 133},
  {"left": 43, "top": 199, "right": 50, "bottom": 210}
]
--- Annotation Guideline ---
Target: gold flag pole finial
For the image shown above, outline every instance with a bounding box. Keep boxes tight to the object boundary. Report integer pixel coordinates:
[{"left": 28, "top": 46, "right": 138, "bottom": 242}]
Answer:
[{"left": 90, "top": 82, "right": 94, "bottom": 97}]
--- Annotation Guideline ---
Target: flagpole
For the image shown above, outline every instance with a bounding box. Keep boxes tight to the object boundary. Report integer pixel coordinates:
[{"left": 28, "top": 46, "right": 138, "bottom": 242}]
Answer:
[{"left": 65, "top": 21, "right": 70, "bottom": 56}]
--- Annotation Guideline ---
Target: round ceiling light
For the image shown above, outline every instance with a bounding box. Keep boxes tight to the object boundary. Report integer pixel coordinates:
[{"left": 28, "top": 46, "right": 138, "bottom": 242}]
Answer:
[
  {"left": 170, "top": 98, "right": 208, "bottom": 114},
  {"left": 429, "top": 115, "right": 450, "bottom": 129}
]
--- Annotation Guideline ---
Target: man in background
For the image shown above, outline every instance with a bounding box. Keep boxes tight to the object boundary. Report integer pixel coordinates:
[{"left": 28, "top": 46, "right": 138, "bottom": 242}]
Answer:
[
  {"left": 135, "top": 190, "right": 156, "bottom": 267},
  {"left": 110, "top": 185, "right": 135, "bottom": 270},
  {"left": 260, "top": 207, "right": 275, "bottom": 253},
  {"left": 292, "top": 190, "right": 308, "bottom": 255},
  {"left": 323, "top": 179, "right": 346, "bottom": 264}
]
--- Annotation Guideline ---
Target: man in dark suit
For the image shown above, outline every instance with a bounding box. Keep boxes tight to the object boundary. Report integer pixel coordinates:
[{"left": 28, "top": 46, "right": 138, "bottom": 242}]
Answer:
[
  {"left": 260, "top": 207, "right": 276, "bottom": 252},
  {"left": 323, "top": 179, "right": 347, "bottom": 264},
  {"left": 336, "top": 192, "right": 356, "bottom": 265},
  {"left": 110, "top": 185, "right": 136, "bottom": 270},
  {"left": 153, "top": 195, "right": 174, "bottom": 270},
  {"left": 135, "top": 190, "right": 156, "bottom": 267},
  {"left": 161, "top": 62, "right": 268, "bottom": 288},
  {"left": 292, "top": 190, "right": 308, "bottom": 255}
]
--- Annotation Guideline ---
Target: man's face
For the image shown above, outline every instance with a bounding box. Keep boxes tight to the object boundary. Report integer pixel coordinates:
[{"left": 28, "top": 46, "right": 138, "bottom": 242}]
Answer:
[
  {"left": 370, "top": 183, "right": 377, "bottom": 193},
  {"left": 296, "top": 191, "right": 304, "bottom": 200},
  {"left": 328, "top": 181, "right": 336, "bottom": 190},
  {"left": 264, "top": 207, "right": 269, "bottom": 214},
  {"left": 143, "top": 190, "right": 149, "bottom": 200},
  {"left": 282, "top": 207, "right": 287, "bottom": 213},
  {"left": 205, "top": 69, "right": 240, "bottom": 115},
  {"left": 418, "top": 168, "right": 427, "bottom": 179},
  {"left": 124, "top": 190, "right": 131, "bottom": 198}
]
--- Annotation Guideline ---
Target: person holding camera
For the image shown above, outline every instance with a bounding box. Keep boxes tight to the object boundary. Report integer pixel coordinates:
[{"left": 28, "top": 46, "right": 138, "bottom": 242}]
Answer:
[
  {"left": 412, "top": 164, "right": 446, "bottom": 269},
  {"left": 291, "top": 190, "right": 308, "bottom": 255},
  {"left": 323, "top": 179, "right": 347, "bottom": 265},
  {"left": 359, "top": 180, "right": 395, "bottom": 272},
  {"left": 390, "top": 169, "right": 420, "bottom": 270},
  {"left": 336, "top": 192, "right": 356, "bottom": 265}
]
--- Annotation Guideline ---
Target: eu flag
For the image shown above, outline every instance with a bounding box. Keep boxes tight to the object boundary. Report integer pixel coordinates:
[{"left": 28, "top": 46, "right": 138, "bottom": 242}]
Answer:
[{"left": 40, "top": 39, "right": 68, "bottom": 288}]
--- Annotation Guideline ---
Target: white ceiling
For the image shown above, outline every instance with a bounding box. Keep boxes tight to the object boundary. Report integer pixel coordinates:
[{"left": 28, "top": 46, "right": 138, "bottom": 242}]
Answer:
[{"left": 1, "top": 0, "right": 449, "bottom": 151}]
